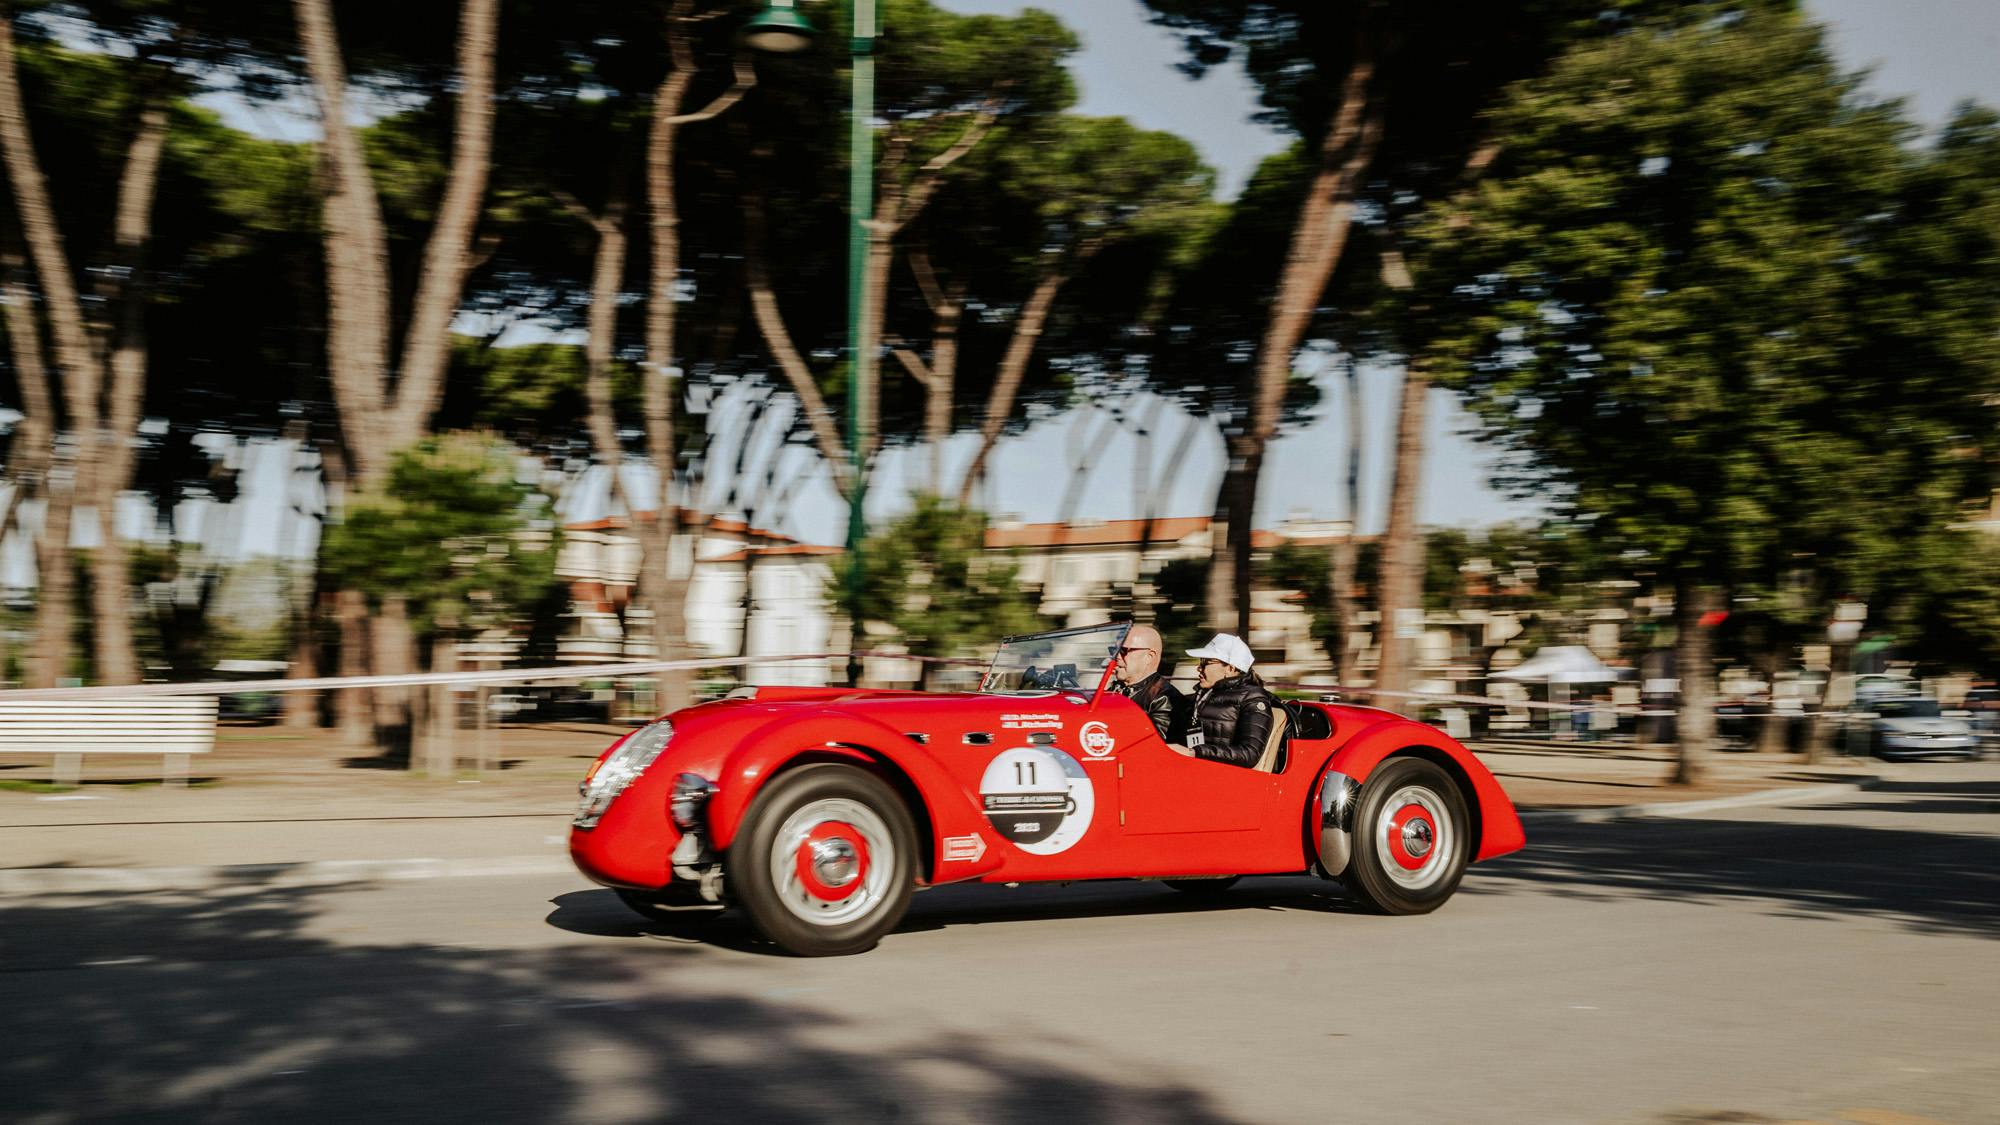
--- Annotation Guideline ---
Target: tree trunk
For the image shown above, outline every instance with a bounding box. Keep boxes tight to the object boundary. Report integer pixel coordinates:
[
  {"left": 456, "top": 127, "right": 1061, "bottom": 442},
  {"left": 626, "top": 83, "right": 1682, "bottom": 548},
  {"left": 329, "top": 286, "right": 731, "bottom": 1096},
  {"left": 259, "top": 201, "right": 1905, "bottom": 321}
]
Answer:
[
  {"left": 570, "top": 184, "right": 634, "bottom": 524},
  {"left": 853, "top": 222, "right": 895, "bottom": 468},
  {"left": 31, "top": 488, "right": 73, "bottom": 687},
  {"left": 1755, "top": 643, "right": 1789, "bottom": 755},
  {"left": 299, "top": 0, "right": 499, "bottom": 472},
  {"left": 297, "top": 0, "right": 499, "bottom": 756},
  {"left": 0, "top": 17, "right": 96, "bottom": 406},
  {"left": 335, "top": 588, "right": 372, "bottom": 747},
  {"left": 642, "top": 18, "right": 698, "bottom": 715},
  {"left": 744, "top": 194, "right": 851, "bottom": 491},
  {"left": 1209, "top": 33, "right": 1381, "bottom": 635},
  {"left": 1330, "top": 360, "right": 1362, "bottom": 686},
  {"left": 1807, "top": 639, "right": 1852, "bottom": 763},
  {"left": 0, "top": 244, "right": 63, "bottom": 689},
  {"left": 0, "top": 11, "right": 95, "bottom": 686},
  {"left": 385, "top": 0, "right": 498, "bottom": 451},
  {"left": 957, "top": 263, "right": 1072, "bottom": 504},
  {"left": 897, "top": 250, "right": 964, "bottom": 497},
  {"left": 1207, "top": 442, "right": 1256, "bottom": 634},
  {"left": 421, "top": 629, "right": 457, "bottom": 778},
  {"left": 0, "top": 18, "right": 178, "bottom": 686},
  {"left": 282, "top": 583, "right": 323, "bottom": 729},
  {"left": 1375, "top": 363, "right": 1430, "bottom": 712},
  {"left": 1673, "top": 575, "right": 1719, "bottom": 785},
  {"left": 84, "top": 95, "right": 170, "bottom": 687},
  {"left": 632, "top": 21, "right": 761, "bottom": 713},
  {"left": 916, "top": 301, "right": 961, "bottom": 496},
  {"left": 293, "top": 0, "right": 394, "bottom": 486},
  {"left": 373, "top": 594, "right": 415, "bottom": 760}
]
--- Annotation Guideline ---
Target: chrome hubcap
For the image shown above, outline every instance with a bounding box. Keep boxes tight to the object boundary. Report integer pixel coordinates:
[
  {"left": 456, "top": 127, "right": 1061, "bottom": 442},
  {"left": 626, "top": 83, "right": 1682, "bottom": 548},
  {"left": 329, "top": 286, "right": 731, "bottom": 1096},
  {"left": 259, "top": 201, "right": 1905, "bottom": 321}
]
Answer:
[
  {"left": 1402, "top": 818, "right": 1434, "bottom": 858},
  {"left": 1377, "top": 784, "right": 1454, "bottom": 891},
  {"left": 811, "top": 838, "right": 859, "bottom": 888},
  {"left": 769, "top": 797, "right": 895, "bottom": 927}
]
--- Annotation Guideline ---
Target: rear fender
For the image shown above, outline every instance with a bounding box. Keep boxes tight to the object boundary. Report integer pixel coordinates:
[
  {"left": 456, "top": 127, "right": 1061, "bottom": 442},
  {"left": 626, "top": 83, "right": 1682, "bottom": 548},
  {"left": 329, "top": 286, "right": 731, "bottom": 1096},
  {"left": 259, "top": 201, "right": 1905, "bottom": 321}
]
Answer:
[
  {"left": 1310, "top": 719, "right": 1525, "bottom": 862},
  {"left": 706, "top": 711, "right": 1005, "bottom": 883}
]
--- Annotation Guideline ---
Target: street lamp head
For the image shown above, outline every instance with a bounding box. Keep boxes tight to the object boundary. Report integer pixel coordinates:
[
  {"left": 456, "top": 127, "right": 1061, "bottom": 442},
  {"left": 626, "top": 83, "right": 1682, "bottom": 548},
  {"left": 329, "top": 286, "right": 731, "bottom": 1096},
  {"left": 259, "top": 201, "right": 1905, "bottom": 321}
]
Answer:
[{"left": 741, "top": 1, "right": 815, "bottom": 55}]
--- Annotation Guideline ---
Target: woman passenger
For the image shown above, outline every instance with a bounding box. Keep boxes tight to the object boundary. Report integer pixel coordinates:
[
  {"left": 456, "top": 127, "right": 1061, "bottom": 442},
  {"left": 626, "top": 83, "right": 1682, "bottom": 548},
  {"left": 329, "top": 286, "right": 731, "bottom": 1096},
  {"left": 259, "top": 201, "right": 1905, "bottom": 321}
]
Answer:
[{"left": 1169, "top": 633, "right": 1284, "bottom": 768}]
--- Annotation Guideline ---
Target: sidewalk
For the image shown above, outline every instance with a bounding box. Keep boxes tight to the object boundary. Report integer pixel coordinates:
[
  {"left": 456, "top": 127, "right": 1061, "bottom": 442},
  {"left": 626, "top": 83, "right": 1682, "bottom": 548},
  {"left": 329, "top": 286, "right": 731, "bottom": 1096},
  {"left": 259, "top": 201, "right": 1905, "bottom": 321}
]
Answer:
[
  {"left": 1466, "top": 739, "right": 1882, "bottom": 815},
  {"left": 0, "top": 723, "right": 1886, "bottom": 876}
]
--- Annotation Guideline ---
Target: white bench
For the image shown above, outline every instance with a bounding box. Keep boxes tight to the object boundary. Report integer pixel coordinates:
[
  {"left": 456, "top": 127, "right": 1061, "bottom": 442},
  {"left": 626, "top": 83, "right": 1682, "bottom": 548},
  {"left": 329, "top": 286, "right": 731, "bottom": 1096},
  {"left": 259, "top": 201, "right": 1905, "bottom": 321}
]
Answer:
[{"left": 0, "top": 697, "right": 218, "bottom": 787}]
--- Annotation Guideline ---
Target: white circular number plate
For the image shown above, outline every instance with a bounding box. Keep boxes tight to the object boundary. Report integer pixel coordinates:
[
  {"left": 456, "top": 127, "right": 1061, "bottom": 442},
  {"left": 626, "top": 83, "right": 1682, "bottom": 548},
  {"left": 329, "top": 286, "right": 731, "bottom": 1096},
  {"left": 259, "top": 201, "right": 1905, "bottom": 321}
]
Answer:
[{"left": 979, "top": 746, "right": 1094, "bottom": 855}]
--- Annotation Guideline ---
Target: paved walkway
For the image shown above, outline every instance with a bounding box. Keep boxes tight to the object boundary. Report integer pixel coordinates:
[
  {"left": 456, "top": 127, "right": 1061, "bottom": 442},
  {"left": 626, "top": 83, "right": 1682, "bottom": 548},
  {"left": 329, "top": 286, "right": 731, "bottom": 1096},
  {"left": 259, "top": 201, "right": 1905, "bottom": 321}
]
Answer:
[{"left": 0, "top": 722, "right": 1892, "bottom": 872}]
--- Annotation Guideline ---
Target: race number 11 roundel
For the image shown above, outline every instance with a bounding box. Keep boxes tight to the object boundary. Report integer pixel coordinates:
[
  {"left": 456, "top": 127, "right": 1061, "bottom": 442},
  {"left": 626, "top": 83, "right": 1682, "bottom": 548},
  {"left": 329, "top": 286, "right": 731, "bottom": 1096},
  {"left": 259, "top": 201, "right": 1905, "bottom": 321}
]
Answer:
[{"left": 979, "top": 746, "right": 1094, "bottom": 855}]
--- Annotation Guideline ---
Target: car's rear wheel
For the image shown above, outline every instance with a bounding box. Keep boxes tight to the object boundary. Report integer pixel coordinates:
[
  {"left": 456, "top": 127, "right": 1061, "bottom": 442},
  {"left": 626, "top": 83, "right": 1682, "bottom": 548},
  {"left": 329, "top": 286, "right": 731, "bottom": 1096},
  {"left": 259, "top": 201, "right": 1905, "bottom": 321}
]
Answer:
[
  {"left": 730, "top": 763, "right": 916, "bottom": 956},
  {"left": 1343, "top": 757, "right": 1469, "bottom": 915},
  {"left": 1163, "top": 876, "right": 1241, "bottom": 896}
]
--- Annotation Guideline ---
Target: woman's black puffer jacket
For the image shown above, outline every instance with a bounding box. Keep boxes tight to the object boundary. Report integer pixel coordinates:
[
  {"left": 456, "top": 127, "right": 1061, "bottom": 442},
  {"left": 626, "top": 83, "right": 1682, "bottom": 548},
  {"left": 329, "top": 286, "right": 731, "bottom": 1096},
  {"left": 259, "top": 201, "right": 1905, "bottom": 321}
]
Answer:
[{"left": 1188, "top": 673, "right": 1280, "bottom": 768}]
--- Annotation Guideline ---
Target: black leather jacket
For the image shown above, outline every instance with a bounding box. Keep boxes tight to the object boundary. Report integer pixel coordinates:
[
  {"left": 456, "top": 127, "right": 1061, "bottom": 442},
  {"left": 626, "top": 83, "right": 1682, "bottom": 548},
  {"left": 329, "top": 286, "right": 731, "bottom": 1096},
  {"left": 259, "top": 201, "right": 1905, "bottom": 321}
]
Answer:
[
  {"left": 1189, "top": 673, "right": 1280, "bottom": 768},
  {"left": 1109, "top": 672, "right": 1184, "bottom": 742}
]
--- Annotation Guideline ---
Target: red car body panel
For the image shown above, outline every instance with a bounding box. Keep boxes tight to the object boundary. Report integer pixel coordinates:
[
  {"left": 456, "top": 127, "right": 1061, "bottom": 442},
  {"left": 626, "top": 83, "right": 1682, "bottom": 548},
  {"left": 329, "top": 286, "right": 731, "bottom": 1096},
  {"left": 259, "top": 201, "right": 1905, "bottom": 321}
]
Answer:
[{"left": 569, "top": 685, "right": 1524, "bottom": 894}]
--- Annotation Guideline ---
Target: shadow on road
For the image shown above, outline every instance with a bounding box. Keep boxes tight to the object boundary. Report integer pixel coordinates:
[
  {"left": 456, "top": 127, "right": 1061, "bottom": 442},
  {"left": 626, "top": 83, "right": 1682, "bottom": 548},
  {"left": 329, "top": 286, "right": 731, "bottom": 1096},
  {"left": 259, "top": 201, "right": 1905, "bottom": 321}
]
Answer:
[
  {"left": 0, "top": 883, "right": 1245, "bottom": 1123},
  {"left": 546, "top": 875, "right": 1368, "bottom": 957},
  {"left": 1806, "top": 777, "right": 2000, "bottom": 818},
  {"left": 899, "top": 875, "right": 1367, "bottom": 933},
  {"left": 1475, "top": 798, "right": 2000, "bottom": 939}
]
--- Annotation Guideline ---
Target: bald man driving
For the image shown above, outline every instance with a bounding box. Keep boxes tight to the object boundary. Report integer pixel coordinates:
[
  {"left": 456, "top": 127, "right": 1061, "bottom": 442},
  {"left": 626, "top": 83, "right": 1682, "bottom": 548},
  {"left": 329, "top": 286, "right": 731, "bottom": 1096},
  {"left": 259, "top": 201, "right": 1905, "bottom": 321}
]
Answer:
[{"left": 1108, "top": 624, "right": 1185, "bottom": 742}]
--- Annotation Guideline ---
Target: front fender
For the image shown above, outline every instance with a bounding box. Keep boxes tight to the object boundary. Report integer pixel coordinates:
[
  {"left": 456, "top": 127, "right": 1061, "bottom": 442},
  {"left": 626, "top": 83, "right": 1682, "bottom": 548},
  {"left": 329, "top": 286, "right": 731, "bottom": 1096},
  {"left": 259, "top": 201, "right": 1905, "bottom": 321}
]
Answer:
[
  {"left": 705, "top": 710, "right": 1005, "bottom": 883},
  {"left": 1312, "top": 718, "right": 1525, "bottom": 863}
]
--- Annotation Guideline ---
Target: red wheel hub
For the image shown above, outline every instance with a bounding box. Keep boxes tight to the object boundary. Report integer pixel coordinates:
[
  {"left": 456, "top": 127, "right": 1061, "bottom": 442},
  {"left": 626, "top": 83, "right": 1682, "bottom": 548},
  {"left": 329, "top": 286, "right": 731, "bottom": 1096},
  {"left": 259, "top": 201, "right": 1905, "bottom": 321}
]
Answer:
[
  {"left": 1386, "top": 804, "right": 1437, "bottom": 871},
  {"left": 795, "top": 820, "right": 870, "bottom": 901}
]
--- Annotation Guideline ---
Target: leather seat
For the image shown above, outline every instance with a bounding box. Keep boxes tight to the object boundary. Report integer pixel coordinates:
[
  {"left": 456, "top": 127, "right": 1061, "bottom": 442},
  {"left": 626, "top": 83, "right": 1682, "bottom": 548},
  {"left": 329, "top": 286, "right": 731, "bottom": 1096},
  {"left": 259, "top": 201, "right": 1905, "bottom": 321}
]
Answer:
[{"left": 1251, "top": 707, "right": 1289, "bottom": 773}]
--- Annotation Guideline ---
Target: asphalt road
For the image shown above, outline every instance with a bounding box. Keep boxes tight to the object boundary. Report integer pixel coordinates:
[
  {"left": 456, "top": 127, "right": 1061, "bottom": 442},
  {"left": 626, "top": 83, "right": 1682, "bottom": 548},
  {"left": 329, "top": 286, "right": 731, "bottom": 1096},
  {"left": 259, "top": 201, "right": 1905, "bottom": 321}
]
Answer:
[{"left": 3, "top": 764, "right": 1996, "bottom": 1125}]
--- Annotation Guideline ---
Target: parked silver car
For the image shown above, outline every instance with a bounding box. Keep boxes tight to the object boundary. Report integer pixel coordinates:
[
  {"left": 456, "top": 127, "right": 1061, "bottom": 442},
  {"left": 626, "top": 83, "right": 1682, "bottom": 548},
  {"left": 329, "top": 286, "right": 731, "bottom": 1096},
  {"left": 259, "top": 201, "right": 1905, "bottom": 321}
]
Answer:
[{"left": 1849, "top": 696, "right": 1980, "bottom": 760}]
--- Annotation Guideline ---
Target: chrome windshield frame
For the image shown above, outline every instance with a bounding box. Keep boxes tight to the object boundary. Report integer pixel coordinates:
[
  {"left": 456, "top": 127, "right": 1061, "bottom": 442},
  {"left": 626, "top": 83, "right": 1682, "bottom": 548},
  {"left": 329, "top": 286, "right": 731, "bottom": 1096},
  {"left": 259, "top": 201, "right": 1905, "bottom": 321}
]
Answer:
[{"left": 978, "top": 621, "right": 1134, "bottom": 701}]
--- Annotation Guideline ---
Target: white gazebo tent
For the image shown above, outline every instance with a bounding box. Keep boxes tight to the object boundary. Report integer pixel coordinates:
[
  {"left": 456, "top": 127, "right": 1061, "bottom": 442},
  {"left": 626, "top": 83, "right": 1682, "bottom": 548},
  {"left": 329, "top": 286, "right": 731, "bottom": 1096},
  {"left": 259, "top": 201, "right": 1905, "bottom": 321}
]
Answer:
[{"left": 1491, "top": 646, "right": 1628, "bottom": 736}]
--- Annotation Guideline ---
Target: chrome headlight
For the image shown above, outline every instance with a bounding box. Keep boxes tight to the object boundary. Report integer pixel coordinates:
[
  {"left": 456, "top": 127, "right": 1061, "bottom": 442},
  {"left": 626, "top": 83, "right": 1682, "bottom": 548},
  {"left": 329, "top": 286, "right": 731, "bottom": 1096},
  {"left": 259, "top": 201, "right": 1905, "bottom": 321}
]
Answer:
[{"left": 574, "top": 721, "right": 673, "bottom": 828}]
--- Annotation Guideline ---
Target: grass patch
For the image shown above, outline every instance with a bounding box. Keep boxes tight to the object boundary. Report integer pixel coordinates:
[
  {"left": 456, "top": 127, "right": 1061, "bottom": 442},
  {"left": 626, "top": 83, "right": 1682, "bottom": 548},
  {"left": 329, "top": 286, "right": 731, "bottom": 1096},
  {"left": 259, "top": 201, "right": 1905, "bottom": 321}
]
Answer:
[
  {"left": 0, "top": 777, "right": 223, "bottom": 793},
  {"left": 0, "top": 780, "right": 78, "bottom": 793}
]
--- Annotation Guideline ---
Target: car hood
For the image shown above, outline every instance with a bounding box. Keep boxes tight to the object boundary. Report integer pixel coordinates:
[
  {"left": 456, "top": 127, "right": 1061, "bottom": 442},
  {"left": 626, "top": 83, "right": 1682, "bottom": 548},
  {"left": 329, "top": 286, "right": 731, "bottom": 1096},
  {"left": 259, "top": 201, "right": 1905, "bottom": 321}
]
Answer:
[{"left": 698, "top": 685, "right": 1089, "bottom": 722}]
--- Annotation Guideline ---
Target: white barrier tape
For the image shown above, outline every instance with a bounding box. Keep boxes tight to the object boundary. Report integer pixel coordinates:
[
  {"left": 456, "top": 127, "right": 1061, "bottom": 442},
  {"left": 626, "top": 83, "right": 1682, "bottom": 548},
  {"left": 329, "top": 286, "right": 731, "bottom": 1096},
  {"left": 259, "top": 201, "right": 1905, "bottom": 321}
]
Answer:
[
  {"left": 1191, "top": 677, "right": 1851, "bottom": 719},
  {"left": 0, "top": 645, "right": 1866, "bottom": 723},
  {"left": 0, "top": 651, "right": 852, "bottom": 702}
]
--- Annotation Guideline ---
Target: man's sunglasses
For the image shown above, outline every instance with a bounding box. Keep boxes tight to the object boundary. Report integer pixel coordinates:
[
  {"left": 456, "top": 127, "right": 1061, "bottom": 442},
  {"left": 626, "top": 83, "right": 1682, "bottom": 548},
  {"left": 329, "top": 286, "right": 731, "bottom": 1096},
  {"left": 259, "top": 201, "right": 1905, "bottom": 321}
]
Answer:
[{"left": 1116, "top": 646, "right": 1156, "bottom": 656}]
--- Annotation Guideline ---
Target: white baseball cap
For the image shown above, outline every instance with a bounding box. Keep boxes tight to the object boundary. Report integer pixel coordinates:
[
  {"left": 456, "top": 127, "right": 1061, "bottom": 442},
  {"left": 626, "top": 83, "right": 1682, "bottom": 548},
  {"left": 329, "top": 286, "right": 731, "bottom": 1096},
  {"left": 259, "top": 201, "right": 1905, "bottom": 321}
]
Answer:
[{"left": 1186, "top": 633, "right": 1254, "bottom": 672}]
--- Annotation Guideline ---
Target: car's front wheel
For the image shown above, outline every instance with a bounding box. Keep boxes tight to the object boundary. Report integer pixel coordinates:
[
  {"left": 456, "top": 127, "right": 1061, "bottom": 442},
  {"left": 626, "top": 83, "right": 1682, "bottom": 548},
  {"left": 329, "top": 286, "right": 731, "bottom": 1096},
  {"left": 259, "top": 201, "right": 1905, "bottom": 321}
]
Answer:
[
  {"left": 1343, "top": 757, "right": 1470, "bottom": 915},
  {"left": 730, "top": 763, "right": 917, "bottom": 956}
]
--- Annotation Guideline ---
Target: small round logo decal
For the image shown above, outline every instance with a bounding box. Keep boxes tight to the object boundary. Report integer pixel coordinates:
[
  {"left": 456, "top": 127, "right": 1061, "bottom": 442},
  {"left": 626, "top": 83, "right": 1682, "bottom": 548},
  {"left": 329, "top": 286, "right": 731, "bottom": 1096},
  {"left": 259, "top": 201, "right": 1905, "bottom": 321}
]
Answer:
[{"left": 1079, "top": 721, "right": 1116, "bottom": 759}]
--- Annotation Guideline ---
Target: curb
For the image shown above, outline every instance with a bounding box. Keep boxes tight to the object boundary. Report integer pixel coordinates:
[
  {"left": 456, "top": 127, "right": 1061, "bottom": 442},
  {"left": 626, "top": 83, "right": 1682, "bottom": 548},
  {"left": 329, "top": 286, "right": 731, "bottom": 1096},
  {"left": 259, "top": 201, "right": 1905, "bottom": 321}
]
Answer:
[
  {"left": 0, "top": 854, "right": 576, "bottom": 896},
  {"left": 1518, "top": 777, "right": 1880, "bottom": 825}
]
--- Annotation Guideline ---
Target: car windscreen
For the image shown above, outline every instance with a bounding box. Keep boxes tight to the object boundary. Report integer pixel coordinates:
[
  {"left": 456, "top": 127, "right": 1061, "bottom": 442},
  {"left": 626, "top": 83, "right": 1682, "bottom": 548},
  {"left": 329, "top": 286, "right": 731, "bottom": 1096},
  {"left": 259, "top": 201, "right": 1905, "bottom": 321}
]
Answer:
[
  {"left": 979, "top": 622, "right": 1131, "bottom": 697},
  {"left": 1874, "top": 698, "right": 1942, "bottom": 719}
]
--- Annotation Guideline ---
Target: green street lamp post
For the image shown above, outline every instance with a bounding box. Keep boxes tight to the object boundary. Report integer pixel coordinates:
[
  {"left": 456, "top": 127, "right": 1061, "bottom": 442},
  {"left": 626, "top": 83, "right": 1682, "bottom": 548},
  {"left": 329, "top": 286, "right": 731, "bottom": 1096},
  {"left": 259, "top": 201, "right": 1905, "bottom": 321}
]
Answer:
[{"left": 745, "top": 0, "right": 874, "bottom": 687}]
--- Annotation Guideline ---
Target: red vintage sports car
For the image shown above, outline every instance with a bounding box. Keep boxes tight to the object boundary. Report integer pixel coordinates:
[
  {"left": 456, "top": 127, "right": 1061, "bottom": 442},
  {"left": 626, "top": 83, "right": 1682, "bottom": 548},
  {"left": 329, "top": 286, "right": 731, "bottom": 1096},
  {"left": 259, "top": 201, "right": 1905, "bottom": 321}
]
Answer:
[{"left": 570, "top": 622, "right": 1525, "bottom": 956}]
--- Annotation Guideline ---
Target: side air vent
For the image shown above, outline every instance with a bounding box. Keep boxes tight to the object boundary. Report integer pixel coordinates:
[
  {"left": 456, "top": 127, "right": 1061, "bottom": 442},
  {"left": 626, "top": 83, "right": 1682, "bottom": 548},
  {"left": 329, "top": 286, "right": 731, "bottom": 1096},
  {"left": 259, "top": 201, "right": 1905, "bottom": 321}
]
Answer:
[
  {"left": 962, "top": 732, "right": 994, "bottom": 746},
  {"left": 1027, "top": 732, "right": 1056, "bottom": 746},
  {"left": 904, "top": 732, "right": 929, "bottom": 745}
]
